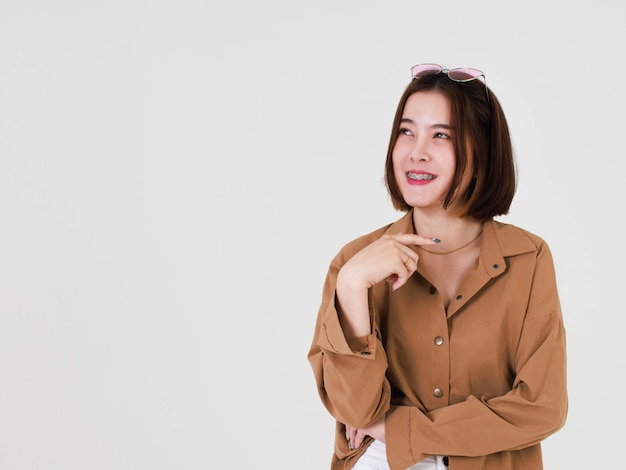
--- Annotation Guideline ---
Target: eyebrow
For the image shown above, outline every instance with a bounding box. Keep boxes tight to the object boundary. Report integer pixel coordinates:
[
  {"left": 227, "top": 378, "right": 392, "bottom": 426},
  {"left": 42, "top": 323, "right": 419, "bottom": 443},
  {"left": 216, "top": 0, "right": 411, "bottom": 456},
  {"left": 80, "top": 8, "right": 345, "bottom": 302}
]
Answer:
[{"left": 400, "top": 118, "right": 454, "bottom": 130}]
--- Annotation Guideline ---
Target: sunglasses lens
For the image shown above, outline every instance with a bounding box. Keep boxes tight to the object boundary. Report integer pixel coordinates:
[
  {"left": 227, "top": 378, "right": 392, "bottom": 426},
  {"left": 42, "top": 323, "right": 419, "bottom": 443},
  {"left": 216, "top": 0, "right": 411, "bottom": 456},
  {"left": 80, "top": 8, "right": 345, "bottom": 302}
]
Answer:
[
  {"left": 411, "top": 63, "right": 443, "bottom": 78},
  {"left": 448, "top": 68, "right": 484, "bottom": 81}
]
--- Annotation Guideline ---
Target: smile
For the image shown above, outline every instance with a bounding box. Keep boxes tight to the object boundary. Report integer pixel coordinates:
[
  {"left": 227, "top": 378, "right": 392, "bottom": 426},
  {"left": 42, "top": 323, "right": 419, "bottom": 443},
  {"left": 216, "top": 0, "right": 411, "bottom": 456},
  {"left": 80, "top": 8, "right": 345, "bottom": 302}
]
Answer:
[{"left": 407, "top": 172, "right": 436, "bottom": 181}]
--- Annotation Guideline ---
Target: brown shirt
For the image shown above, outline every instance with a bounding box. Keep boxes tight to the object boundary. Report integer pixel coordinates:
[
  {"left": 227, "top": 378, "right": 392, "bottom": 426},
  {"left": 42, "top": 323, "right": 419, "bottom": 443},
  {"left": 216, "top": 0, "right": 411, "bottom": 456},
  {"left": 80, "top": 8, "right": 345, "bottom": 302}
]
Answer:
[{"left": 308, "top": 211, "right": 567, "bottom": 470}]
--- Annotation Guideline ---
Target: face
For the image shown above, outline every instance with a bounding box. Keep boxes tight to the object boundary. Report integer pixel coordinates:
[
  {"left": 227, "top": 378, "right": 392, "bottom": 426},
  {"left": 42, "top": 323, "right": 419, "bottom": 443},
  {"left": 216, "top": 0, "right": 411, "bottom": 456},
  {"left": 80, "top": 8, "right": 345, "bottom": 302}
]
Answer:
[{"left": 392, "top": 91, "right": 459, "bottom": 211}]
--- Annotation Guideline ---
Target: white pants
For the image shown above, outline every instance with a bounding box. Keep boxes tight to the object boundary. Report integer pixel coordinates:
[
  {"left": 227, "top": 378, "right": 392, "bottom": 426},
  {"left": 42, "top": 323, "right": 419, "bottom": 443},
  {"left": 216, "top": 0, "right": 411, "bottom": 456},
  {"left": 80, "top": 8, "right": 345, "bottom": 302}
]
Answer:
[{"left": 351, "top": 440, "right": 448, "bottom": 470}]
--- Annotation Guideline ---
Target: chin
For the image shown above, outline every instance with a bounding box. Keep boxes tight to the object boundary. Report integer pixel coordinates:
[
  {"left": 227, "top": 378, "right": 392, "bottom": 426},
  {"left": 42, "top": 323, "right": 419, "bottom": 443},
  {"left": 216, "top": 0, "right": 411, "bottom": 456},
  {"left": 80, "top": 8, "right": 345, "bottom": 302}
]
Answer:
[{"left": 402, "top": 194, "right": 440, "bottom": 207}]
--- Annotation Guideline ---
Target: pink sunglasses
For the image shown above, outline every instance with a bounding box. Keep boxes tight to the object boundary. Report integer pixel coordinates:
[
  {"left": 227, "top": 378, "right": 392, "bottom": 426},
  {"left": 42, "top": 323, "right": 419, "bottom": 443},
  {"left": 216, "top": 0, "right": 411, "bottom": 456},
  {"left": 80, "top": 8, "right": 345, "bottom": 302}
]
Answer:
[{"left": 410, "top": 63, "right": 489, "bottom": 101}]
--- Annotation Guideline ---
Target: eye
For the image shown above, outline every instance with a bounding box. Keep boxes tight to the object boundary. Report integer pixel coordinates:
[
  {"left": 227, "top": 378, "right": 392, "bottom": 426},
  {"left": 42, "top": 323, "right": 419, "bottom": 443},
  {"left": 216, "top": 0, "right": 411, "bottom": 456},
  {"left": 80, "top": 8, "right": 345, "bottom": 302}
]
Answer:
[
  {"left": 434, "top": 132, "right": 450, "bottom": 139},
  {"left": 398, "top": 127, "right": 413, "bottom": 136}
]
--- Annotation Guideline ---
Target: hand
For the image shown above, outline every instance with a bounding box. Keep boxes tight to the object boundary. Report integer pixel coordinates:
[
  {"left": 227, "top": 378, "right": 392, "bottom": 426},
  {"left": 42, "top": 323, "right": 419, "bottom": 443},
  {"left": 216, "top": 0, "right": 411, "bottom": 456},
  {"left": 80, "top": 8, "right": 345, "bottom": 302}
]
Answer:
[
  {"left": 345, "top": 415, "right": 386, "bottom": 450},
  {"left": 336, "top": 233, "right": 437, "bottom": 337},
  {"left": 338, "top": 233, "right": 436, "bottom": 293}
]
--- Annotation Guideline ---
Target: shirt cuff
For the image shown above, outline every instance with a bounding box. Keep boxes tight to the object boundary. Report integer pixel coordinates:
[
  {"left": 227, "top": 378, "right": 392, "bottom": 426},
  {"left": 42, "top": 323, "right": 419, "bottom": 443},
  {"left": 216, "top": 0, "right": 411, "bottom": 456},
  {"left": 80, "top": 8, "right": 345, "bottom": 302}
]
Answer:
[{"left": 318, "top": 294, "right": 378, "bottom": 358}]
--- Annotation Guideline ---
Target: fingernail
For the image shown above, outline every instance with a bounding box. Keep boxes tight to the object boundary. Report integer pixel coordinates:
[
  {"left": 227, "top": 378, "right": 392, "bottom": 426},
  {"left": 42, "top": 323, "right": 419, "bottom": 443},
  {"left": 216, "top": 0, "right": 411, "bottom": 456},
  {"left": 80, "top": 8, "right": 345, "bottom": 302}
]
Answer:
[{"left": 432, "top": 238, "right": 441, "bottom": 243}]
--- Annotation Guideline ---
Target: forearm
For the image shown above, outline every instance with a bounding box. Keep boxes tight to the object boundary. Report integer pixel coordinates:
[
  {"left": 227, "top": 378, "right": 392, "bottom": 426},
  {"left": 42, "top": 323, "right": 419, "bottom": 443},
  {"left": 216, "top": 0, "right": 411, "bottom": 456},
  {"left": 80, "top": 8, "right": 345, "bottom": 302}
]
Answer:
[
  {"left": 321, "top": 348, "right": 391, "bottom": 427},
  {"left": 311, "top": 292, "right": 391, "bottom": 427},
  {"left": 385, "top": 312, "right": 567, "bottom": 468},
  {"left": 385, "top": 383, "right": 566, "bottom": 468}
]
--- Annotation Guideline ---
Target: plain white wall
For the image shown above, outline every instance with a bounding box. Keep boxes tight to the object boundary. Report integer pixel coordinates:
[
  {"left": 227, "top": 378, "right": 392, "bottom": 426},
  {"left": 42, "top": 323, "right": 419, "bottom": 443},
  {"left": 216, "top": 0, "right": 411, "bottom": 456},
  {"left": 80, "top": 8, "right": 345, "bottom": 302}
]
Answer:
[{"left": 0, "top": 1, "right": 623, "bottom": 468}]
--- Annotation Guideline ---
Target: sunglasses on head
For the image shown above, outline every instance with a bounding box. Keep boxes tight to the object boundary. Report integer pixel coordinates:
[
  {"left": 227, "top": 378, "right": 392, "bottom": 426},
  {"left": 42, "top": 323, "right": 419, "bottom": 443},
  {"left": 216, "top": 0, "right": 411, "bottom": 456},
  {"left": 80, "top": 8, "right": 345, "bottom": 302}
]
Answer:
[{"left": 410, "top": 63, "right": 489, "bottom": 102}]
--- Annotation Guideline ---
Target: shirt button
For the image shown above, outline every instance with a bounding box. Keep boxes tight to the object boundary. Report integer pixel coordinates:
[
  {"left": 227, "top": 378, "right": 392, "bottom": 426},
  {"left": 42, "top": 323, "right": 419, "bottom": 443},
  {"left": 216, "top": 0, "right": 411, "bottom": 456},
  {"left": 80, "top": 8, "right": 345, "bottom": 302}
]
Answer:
[
  {"left": 434, "top": 336, "right": 444, "bottom": 346},
  {"left": 360, "top": 351, "right": 371, "bottom": 356},
  {"left": 456, "top": 295, "right": 463, "bottom": 301},
  {"left": 433, "top": 388, "right": 444, "bottom": 398},
  {"left": 492, "top": 264, "right": 500, "bottom": 270},
  {"left": 429, "top": 285, "right": 437, "bottom": 295}
]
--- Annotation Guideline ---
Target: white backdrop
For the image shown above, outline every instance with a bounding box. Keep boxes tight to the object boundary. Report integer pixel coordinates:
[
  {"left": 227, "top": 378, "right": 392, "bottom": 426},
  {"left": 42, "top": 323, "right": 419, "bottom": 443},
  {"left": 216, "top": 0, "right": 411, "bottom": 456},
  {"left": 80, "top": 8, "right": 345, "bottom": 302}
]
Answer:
[{"left": 0, "top": 1, "right": 623, "bottom": 468}]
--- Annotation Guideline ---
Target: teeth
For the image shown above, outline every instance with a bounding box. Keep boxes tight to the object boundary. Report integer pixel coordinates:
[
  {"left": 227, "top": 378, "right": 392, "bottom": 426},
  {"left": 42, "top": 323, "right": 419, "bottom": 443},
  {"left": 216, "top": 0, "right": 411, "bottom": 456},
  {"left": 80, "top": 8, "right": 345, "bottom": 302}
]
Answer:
[{"left": 407, "top": 172, "right": 435, "bottom": 181}]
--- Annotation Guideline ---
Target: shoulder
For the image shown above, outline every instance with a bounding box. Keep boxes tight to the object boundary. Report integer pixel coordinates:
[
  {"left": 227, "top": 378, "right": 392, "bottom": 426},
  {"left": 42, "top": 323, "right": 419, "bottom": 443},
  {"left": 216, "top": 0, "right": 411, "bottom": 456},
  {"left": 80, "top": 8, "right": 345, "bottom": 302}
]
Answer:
[
  {"left": 489, "top": 219, "right": 552, "bottom": 257},
  {"left": 338, "top": 224, "right": 393, "bottom": 258},
  {"left": 332, "top": 211, "right": 413, "bottom": 263}
]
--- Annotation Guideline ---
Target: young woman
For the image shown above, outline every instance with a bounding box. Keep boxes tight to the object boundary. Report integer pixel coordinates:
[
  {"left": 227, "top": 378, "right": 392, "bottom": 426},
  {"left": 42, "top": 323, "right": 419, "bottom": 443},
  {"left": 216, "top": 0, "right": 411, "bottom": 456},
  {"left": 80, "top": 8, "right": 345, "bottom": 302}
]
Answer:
[{"left": 308, "top": 64, "right": 567, "bottom": 470}]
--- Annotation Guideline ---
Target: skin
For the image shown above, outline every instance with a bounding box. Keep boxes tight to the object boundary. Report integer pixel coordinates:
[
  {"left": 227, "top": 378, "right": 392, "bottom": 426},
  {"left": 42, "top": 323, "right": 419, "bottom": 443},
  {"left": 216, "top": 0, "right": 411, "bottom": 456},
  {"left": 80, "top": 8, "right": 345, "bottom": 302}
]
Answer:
[
  {"left": 393, "top": 91, "right": 458, "bottom": 212},
  {"left": 338, "top": 90, "right": 483, "bottom": 451}
]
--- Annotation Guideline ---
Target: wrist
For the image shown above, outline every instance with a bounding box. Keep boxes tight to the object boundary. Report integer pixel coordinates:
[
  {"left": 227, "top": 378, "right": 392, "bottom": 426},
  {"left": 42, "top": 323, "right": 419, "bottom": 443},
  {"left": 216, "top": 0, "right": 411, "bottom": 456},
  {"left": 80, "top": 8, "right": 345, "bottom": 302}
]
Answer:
[{"left": 335, "top": 273, "right": 370, "bottom": 338}]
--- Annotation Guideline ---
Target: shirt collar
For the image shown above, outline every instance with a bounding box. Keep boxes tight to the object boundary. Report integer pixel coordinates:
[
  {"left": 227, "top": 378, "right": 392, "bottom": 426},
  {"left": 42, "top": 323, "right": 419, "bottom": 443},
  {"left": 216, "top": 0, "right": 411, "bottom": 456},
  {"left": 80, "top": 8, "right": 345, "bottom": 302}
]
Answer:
[{"left": 384, "top": 210, "right": 537, "bottom": 279}]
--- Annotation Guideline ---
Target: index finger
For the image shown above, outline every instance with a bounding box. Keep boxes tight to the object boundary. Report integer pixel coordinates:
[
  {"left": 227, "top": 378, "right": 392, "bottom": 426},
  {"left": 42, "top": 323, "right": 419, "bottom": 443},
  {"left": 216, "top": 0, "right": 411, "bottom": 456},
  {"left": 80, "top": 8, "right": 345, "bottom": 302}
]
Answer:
[{"left": 392, "top": 232, "right": 440, "bottom": 246}]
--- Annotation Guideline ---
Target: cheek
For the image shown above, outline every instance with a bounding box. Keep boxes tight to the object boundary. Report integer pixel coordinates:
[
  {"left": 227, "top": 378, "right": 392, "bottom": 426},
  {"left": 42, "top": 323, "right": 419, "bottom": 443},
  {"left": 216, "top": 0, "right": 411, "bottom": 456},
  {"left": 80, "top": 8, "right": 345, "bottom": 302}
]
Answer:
[
  {"left": 391, "top": 141, "right": 407, "bottom": 167},
  {"left": 391, "top": 150, "right": 405, "bottom": 180},
  {"left": 392, "top": 138, "right": 409, "bottom": 156}
]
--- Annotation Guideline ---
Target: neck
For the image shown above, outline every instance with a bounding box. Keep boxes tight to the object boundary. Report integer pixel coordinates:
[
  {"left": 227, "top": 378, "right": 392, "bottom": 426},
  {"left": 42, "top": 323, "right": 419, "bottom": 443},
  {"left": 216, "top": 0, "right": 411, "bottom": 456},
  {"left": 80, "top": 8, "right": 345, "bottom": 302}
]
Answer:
[{"left": 412, "top": 209, "right": 483, "bottom": 251}]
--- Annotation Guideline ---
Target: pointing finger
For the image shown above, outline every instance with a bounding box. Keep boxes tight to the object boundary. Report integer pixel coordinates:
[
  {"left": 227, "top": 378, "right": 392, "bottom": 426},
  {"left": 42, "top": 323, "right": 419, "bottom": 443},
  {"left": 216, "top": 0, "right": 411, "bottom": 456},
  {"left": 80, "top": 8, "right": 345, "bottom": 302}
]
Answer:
[{"left": 392, "top": 233, "right": 441, "bottom": 246}]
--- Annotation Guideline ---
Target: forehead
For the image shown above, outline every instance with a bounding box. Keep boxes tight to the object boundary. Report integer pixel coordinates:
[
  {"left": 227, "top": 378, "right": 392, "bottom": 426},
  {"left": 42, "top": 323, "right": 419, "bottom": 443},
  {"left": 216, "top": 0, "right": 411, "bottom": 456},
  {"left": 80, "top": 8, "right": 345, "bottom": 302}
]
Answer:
[{"left": 402, "top": 91, "right": 451, "bottom": 122}]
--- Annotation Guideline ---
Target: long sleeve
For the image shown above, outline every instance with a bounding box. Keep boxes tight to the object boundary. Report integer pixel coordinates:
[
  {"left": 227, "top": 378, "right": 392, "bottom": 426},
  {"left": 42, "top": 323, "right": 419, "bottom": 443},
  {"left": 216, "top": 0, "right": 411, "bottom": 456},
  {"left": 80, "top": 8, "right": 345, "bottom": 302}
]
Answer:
[{"left": 307, "top": 243, "right": 392, "bottom": 429}]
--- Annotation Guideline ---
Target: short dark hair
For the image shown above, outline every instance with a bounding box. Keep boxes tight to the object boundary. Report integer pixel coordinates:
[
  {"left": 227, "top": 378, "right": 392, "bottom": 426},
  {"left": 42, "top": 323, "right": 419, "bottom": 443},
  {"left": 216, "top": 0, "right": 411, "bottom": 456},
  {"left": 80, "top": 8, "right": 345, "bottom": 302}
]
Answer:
[{"left": 384, "top": 73, "right": 516, "bottom": 222}]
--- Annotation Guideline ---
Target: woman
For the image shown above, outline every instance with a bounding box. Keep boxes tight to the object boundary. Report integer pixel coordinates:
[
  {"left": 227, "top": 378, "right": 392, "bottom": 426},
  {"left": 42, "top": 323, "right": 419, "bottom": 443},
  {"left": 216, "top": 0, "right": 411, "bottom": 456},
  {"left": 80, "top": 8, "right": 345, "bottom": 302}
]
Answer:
[{"left": 307, "top": 63, "right": 567, "bottom": 470}]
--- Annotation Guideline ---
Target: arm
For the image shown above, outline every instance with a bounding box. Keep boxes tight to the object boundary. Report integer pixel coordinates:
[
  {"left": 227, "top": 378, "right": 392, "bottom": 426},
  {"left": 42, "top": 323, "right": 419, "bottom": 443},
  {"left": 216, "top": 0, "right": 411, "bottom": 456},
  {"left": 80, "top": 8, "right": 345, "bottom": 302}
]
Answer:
[{"left": 308, "top": 233, "right": 435, "bottom": 428}]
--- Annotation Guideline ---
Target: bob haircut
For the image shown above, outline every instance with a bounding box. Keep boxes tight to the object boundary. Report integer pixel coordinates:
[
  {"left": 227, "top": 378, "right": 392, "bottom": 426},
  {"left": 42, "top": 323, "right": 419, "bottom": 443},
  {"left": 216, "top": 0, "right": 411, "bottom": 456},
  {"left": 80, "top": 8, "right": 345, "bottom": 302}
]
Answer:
[{"left": 384, "top": 73, "right": 516, "bottom": 222}]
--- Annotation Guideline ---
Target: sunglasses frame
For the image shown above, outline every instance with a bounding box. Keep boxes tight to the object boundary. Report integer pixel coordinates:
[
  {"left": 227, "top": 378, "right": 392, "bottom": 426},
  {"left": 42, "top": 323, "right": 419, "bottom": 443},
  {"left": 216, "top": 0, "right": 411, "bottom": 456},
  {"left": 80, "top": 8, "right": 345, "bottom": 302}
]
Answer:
[{"left": 410, "top": 63, "right": 490, "bottom": 102}]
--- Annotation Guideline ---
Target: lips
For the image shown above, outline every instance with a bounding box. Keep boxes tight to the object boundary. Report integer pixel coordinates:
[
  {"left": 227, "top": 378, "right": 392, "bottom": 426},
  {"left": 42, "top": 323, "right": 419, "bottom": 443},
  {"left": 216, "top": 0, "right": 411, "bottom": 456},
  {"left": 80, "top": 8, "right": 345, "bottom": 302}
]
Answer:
[{"left": 406, "top": 171, "right": 436, "bottom": 185}]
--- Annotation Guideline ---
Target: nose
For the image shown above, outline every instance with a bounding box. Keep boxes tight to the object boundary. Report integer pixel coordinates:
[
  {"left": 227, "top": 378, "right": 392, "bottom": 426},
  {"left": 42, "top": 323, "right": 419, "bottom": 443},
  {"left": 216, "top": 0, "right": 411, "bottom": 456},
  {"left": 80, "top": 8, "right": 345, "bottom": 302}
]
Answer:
[{"left": 409, "top": 136, "right": 430, "bottom": 162}]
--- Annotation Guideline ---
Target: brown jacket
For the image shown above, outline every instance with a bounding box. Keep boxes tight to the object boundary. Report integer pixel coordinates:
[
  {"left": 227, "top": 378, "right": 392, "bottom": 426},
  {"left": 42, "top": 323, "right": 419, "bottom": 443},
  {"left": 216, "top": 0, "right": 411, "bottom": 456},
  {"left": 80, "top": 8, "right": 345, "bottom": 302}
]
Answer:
[{"left": 308, "top": 211, "right": 567, "bottom": 470}]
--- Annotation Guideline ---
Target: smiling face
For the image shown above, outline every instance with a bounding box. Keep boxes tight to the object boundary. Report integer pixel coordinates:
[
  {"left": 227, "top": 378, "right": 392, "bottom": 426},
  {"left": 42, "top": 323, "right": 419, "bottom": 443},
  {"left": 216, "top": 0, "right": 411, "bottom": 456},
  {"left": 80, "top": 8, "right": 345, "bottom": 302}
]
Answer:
[
  {"left": 392, "top": 91, "right": 464, "bottom": 211},
  {"left": 386, "top": 73, "right": 515, "bottom": 220}
]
